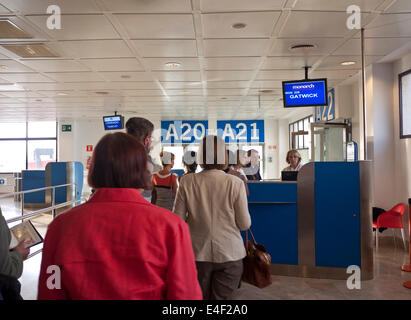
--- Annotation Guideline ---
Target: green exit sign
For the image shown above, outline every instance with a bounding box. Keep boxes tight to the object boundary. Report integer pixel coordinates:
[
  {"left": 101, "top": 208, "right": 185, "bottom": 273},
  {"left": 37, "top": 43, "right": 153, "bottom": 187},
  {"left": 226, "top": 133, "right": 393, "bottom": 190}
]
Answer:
[{"left": 62, "top": 124, "right": 72, "bottom": 132}]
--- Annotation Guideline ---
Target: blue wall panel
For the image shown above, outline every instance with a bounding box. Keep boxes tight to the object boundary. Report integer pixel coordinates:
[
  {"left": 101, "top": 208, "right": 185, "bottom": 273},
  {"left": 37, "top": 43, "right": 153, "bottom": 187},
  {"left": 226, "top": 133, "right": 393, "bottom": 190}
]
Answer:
[
  {"left": 246, "top": 203, "right": 298, "bottom": 265},
  {"left": 247, "top": 182, "right": 298, "bottom": 265},
  {"left": 314, "top": 162, "right": 361, "bottom": 268},
  {"left": 22, "top": 170, "right": 45, "bottom": 203}
]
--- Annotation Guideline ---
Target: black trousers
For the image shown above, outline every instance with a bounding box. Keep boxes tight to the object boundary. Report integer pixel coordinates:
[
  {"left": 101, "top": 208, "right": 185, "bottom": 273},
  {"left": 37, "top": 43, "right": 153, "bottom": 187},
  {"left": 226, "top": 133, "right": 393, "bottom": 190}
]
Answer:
[{"left": 0, "top": 274, "right": 22, "bottom": 301}]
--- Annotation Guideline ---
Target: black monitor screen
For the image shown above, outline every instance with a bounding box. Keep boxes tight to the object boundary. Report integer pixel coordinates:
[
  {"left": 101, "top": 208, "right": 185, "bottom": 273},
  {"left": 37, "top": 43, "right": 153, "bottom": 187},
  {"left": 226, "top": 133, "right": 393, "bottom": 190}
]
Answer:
[
  {"left": 103, "top": 115, "right": 124, "bottom": 130},
  {"left": 282, "top": 78, "right": 328, "bottom": 107}
]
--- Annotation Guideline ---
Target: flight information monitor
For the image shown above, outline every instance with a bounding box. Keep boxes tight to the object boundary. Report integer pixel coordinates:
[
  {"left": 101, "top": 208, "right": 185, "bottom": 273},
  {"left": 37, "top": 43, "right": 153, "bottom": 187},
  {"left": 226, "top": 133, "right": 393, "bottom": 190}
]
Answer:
[
  {"left": 282, "top": 79, "right": 328, "bottom": 108},
  {"left": 103, "top": 115, "right": 124, "bottom": 130}
]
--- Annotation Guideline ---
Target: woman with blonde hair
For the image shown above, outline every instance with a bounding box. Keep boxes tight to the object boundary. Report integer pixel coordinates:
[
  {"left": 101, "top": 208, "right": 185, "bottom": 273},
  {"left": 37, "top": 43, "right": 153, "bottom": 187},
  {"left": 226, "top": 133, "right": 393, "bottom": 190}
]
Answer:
[{"left": 283, "top": 149, "right": 303, "bottom": 171}]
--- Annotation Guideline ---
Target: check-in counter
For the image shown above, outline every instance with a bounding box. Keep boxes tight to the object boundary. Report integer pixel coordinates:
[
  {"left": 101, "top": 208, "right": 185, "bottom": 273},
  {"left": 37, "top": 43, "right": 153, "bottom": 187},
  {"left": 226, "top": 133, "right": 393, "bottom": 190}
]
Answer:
[{"left": 247, "top": 161, "right": 373, "bottom": 280}]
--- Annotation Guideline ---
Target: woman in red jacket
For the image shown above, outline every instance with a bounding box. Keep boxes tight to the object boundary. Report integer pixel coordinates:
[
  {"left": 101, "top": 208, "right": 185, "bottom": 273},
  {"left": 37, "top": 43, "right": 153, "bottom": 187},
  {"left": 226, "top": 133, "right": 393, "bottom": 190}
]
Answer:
[{"left": 37, "top": 132, "right": 202, "bottom": 300}]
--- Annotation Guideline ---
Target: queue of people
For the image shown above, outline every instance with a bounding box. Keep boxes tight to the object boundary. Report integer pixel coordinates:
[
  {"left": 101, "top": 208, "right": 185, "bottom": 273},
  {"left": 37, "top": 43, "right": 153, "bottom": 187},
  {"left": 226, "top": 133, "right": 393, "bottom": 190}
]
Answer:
[{"left": 1, "top": 116, "right": 304, "bottom": 300}]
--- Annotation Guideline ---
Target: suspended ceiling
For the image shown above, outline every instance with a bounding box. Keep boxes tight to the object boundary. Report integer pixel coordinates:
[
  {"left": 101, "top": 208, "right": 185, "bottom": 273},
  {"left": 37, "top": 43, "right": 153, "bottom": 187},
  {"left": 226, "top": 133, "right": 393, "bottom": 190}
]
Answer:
[{"left": 0, "top": 0, "right": 410, "bottom": 122}]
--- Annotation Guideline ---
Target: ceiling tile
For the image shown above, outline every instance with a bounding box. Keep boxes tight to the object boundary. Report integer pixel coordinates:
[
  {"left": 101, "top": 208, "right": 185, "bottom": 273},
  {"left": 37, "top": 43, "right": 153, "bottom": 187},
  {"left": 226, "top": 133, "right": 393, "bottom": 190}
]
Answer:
[
  {"left": 293, "top": 0, "right": 385, "bottom": 12},
  {"left": 202, "top": 12, "right": 281, "bottom": 38},
  {"left": 200, "top": 0, "right": 286, "bottom": 12},
  {"left": 100, "top": 0, "right": 192, "bottom": 13},
  {"left": 0, "top": 0, "right": 100, "bottom": 14},
  {"left": 47, "top": 40, "right": 134, "bottom": 58},
  {"left": 144, "top": 57, "right": 200, "bottom": 70},
  {"left": 19, "top": 59, "right": 91, "bottom": 72},
  {"left": 365, "top": 14, "right": 411, "bottom": 37},
  {"left": 132, "top": 40, "right": 198, "bottom": 57},
  {"left": 152, "top": 71, "right": 201, "bottom": 81},
  {"left": 204, "top": 39, "right": 270, "bottom": 56},
  {"left": 204, "top": 57, "right": 261, "bottom": 70},
  {"left": 262, "top": 56, "right": 321, "bottom": 69},
  {"left": 316, "top": 55, "right": 384, "bottom": 70},
  {"left": 26, "top": 15, "right": 121, "bottom": 40},
  {"left": 251, "top": 80, "right": 282, "bottom": 89},
  {"left": 0, "top": 59, "right": 36, "bottom": 72},
  {"left": 269, "top": 38, "right": 345, "bottom": 56},
  {"left": 309, "top": 69, "right": 358, "bottom": 80},
  {"left": 44, "top": 72, "right": 106, "bottom": 82},
  {"left": 257, "top": 69, "right": 307, "bottom": 80},
  {"left": 333, "top": 37, "right": 411, "bottom": 55},
  {"left": 384, "top": 0, "right": 411, "bottom": 13},
  {"left": 115, "top": 14, "right": 195, "bottom": 39},
  {"left": 0, "top": 73, "right": 55, "bottom": 82},
  {"left": 281, "top": 11, "right": 364, "bottom": 38},
  {"left": 160, "top": 81, "right": 202, "bottom": 89},
  {"left": 206, "top": 81, "right": 251, "bottom": 88},
  {"left": 206, "top": 88, "right": 247, "bottom": 96},
  {"left": 79, "top": 58, "right": 143, "bottom": 72},
  {"left": 99, "top": 71, "right": 152, "bottom": 82},
  {"left": 205, "top": 70, "right": 255, "bottom": 81}
]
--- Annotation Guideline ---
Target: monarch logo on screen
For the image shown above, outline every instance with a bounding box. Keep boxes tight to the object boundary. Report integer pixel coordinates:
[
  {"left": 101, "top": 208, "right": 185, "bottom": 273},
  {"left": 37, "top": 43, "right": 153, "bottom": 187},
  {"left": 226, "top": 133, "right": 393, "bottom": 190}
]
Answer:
[{"left": 292, "top": 84, "right": 315, "bottom": 90}]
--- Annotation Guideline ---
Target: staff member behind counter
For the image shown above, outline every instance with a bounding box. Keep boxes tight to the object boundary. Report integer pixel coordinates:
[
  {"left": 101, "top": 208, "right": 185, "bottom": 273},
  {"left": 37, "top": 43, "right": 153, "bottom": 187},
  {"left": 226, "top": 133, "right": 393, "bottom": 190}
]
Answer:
[{"left": 283, "top": 149, "right": 303, "bottom": 171}]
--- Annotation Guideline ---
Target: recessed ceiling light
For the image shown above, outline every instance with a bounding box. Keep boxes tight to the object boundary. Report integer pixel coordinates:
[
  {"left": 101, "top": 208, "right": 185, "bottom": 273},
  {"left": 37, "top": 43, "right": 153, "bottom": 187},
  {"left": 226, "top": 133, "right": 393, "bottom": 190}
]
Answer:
[
  {"left": 341, "top": 61, "right": 356, "bottom": 66},
  {"left": 57, "top": 92, "right": 68, "bottom": 96},
  {"left": 260, "top": 89, "right": 274, "bottom": 94},
  {"left": 0, "top": 65, "right": 8, "bottom": 70},
  {"left": 221, "top": 97, "right": 227, "bottom": 100},
  {"left": 232, "top": 23, "right": 247, "bottom": 29},
  {"left": 95, "top": 91, "right": 109, "bottom": 95},
  {"left": 164, "top": 62, "right": 181, "bottom": 69},
  {"left": 121, "top": 75, "right": 131, "bottom": 79}
]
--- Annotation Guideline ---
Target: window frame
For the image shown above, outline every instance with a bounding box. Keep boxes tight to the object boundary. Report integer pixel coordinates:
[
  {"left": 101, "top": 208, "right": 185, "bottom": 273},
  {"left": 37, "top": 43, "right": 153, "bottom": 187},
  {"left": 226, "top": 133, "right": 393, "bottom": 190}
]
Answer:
[
  {"left": 399, "top": 68, "right": 411, "bottom": 139},
  {"left": 0, "top": 121, "right": 58, "bottom": 173}
]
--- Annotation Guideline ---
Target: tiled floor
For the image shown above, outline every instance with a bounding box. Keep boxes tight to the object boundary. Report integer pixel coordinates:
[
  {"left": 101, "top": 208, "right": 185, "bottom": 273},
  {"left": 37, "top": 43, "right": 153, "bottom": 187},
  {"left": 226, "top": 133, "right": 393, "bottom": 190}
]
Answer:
[{"left": 2, "top": 196, "right": 411, "bottom": 300}]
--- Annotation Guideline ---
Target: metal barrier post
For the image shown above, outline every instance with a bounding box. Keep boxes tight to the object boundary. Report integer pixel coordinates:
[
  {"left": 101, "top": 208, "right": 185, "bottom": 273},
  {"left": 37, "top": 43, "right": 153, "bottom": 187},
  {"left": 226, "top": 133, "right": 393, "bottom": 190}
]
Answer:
[
  {"left": 21, "top": 192, "right": 24, "bottom": 223},
  {"left": 52, "top": 187, "right": 56, "bottom": 218},
  {"left": 401, "top": 199, "right": 411, "bottom": 289}
]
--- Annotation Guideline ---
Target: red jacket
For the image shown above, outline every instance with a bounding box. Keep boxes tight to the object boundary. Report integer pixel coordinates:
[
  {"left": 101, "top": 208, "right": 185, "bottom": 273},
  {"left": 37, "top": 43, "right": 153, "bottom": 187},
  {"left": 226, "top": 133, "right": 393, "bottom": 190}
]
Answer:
[{"left": 37, "top": 188, "right": 202, "bottom": 300}]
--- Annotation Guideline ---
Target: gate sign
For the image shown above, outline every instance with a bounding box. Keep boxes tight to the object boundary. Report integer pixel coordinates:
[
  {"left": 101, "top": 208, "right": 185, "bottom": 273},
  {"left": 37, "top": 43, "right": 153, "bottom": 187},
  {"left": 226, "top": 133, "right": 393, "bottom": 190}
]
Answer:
[
  {"left": 161, "top": 120, "right": 208, "bottom": 144},
  {"left": 216, "top": 120, "right": 264, "bottom": 143},
  {"left": 315, "top": 88, "right": 335, "bottom": 122},
  {"left": 0, "top": 178, "right": 5, "bottom": 185}
]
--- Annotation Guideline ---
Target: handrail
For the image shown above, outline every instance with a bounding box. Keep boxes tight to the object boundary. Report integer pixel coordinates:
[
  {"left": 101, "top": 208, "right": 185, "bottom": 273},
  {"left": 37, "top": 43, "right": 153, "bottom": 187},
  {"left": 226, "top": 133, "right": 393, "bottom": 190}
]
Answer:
[
  {"left": 6, "top": 198, "right": 82, "bottom": 224},
  {"left": 0, "top": 183, "right": 73, "bottom": 199},
  {"left": 3, "top": 182, "right": 86, "bottom": 260}
]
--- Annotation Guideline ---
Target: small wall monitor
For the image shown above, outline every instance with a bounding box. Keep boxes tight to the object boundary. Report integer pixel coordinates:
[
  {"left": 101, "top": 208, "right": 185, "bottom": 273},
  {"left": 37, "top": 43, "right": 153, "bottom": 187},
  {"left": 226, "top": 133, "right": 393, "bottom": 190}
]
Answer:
[
  {"left": 282, "top": 78, "right": 328, "bottom": 108},
  {"left": 103, "top": 115, "right": 124, "bottom": 130}
]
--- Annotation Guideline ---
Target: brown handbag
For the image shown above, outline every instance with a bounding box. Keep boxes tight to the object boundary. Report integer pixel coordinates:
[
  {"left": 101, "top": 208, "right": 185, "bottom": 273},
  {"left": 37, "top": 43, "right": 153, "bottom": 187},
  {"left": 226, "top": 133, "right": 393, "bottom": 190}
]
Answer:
[{"left": 241, "top": 229, "right": 272, "bottom": 288}]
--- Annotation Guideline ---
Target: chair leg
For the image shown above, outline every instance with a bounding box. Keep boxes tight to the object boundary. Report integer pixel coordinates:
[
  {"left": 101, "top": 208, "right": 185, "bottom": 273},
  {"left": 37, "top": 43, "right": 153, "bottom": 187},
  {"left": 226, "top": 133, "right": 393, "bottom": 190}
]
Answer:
[
  {"left": 376, "top": 228, "right": 378, "bottom": 250},
  {"left": 392, "top": 229, "right": 397, "bottom": 249},
  {"left": 401, "top": 228, "right": 407, "bottom": 251}
]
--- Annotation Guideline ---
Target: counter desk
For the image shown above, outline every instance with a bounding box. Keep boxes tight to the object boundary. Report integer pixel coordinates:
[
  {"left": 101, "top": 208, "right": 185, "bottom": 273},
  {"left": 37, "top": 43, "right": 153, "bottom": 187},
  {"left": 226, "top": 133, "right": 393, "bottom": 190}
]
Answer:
[{"left": 246, "top": 161, "right": 373, "bottom": 280}]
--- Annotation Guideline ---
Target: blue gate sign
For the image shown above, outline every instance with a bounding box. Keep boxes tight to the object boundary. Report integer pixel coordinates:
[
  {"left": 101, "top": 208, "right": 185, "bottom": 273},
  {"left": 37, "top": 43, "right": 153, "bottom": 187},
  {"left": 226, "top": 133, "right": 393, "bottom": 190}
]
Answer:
[
  {"left": 216, "top": 120, "right": 264, "bottom": 143},
  {"left": 315, "top": 88, "right": 335, "bottom": 122},
  {"left": 161, "top": 120, "right": 208, "bottom": 144}
]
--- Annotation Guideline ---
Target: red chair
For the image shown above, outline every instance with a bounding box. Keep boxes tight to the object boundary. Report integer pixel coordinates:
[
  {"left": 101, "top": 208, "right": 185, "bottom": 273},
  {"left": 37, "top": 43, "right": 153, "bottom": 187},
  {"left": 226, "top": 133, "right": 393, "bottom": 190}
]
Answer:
[{"left": 373, "top": 203, "right": 406, "bottom": 250}]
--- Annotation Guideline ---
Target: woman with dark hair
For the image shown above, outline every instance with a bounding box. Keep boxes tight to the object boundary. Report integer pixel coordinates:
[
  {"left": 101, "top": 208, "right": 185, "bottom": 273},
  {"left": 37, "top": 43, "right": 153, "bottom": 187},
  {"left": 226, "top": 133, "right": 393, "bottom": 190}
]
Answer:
[
  {"left": 37, "top": 132, "right": 202, "bottom": 300},
  {"left": 178, "top": 150, "right": 198, "bottom": 182},
  {"left": 152, "top": 151, "right": 178, "bottom": 210},
  {"left": 173, "top": 135, "right": 251, "bottom": 300}
]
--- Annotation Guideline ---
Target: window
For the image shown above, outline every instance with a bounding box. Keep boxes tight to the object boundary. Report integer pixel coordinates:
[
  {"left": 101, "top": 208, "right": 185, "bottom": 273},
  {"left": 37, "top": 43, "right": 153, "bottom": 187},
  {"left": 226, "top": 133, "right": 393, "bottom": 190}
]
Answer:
[
  {"left": 289, "top": 115, "right": 314, "bottom": 149},
  {"left": 0, "top": 121, "right": 57, "bottom": 173},
  {"left": 399, "top": 69, "right": 411, "bottom": 138}
]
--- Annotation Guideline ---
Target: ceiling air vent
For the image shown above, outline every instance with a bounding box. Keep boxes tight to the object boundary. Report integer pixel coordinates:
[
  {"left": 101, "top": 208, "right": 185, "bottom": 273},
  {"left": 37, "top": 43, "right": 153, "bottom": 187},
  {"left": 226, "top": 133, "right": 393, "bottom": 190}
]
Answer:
[
  {"left": 289, "top": 44, "right": 317, "bottom": 54},
  {"left": 0, "top": 20, "right": 32, "bottom": 39},
  {"left": 2, "top": 44, "right": 59, "bottom": 58}
]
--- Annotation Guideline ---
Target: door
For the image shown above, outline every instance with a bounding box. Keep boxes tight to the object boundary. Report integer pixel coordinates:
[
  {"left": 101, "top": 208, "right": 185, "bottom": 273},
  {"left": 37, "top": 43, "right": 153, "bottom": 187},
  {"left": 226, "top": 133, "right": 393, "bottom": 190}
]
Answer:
[{"left": 310, "top": 123, "right": 350, "bottom": 162}]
